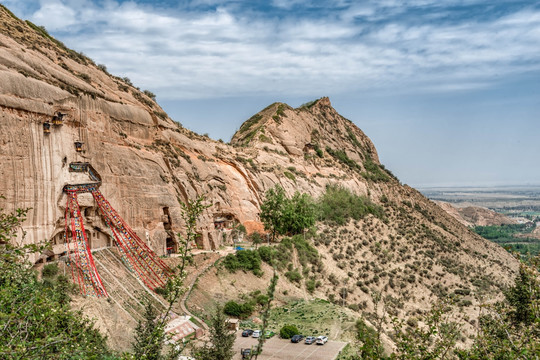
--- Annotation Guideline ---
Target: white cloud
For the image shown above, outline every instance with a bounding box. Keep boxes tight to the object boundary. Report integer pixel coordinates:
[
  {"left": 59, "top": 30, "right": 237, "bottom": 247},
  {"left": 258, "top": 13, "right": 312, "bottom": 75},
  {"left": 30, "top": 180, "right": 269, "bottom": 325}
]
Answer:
[{"left": 14, "top": 0, "right": 540, "bottom": 99}]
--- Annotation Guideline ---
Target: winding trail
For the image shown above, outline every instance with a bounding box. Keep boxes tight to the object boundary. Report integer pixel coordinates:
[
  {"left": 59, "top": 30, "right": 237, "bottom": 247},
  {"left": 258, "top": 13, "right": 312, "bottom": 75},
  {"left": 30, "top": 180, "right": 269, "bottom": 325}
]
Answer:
[{"left": 178, "top": 248, "right": 235, "bottom": 332}]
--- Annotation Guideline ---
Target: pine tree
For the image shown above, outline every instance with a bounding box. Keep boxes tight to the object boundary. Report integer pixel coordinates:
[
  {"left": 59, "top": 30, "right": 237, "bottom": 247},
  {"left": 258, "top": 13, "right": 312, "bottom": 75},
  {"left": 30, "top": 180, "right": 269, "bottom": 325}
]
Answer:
[
  {"left": 133, "top": 301, "right": 164, "bottom": 360},
  {"left": 193, "top": 304, "right": 235, "bottom": 360}
]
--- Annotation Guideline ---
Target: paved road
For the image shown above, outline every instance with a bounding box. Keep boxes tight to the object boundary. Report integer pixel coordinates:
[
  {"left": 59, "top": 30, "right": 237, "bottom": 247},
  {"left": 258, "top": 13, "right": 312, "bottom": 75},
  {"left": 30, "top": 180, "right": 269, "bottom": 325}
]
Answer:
[{"left": 233, "top": 333, "right": 347, "bottom": 360}]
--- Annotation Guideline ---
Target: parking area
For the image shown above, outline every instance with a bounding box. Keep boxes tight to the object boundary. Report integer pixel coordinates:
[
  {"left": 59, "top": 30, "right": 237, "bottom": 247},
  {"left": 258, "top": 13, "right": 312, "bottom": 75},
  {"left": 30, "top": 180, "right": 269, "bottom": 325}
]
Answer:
[{"left": 233, "top": 332, "right": 347, "bottom": 360}]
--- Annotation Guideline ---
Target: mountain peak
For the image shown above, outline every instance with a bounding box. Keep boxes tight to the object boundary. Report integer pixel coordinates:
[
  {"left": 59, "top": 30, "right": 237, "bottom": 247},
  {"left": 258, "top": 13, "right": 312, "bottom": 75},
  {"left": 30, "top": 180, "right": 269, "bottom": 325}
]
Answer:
[{"left": 231, "top": 97, "right": 384, "bottom": 176}]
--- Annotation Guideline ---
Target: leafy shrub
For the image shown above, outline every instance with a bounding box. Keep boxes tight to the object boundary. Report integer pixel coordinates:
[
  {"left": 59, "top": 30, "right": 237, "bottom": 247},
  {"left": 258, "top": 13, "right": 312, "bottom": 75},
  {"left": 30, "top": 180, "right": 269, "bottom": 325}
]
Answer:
[
  {"left": 306, "top": 279, "right": 316, "bottom": 293},
  {"left": 325, "top": 147, "right": 359, "bottom": 169},
  {"left": 283, "top": 171, "right": 296, "bottom": 182},
  {"left": 223, "top": 300, "right": 254, "bottom": 319},
  {"left": 362, "top": 158, "right": 390, "bottom": 182},
  {"left": 77, "top": 73, "right": 91, "bottom": 83},
  {"left": 143, "top": 90, "right": 156, "bottom": 100},
  {"left": 257, "top": 246, "right": 275, "bottom": 263},
  {"left": 42, "top": 263, "right": 59, "bottom": 278},
  {"left": 280, "top": 324, "right": 299, "bottom": 339},
  {"left": 317, "top": 184, "right": 385, "bottom": 225},
  {"left": 285, "top": 269, "right": 302, "bottom": 283},
  {"left": 222, "top": 250, "right": 262, "bottom": 275}
]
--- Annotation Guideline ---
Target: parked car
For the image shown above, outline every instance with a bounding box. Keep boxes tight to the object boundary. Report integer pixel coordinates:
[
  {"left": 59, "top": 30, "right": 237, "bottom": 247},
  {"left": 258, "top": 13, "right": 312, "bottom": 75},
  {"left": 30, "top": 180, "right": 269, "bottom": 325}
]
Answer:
[
  {"left": 316, "top": 336, "right": 328, "bottom": 345},
  {"left": 304, "top": 336, "right": 316, "bottom": 344},
  {"left": 265, "top": 330, "right": 275, "bottom": 338},
  {"left": 240, "top": 348, "right": 251, "bottom": 360},
  {"left": 252, "top": 330, "right": 262, "bottom": 338},
  {"left": 242, "top": 329, "right": 254, "bottom": 337},
  {"left": 291, "top": 334, "right": 304, "bottom": 343}
]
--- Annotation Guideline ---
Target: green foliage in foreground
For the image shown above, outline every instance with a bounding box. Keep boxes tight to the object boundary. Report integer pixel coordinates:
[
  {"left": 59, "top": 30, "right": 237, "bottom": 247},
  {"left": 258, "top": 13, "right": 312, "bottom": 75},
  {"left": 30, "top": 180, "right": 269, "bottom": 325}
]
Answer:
[
  {"left": 318, "top": 184, "right": 385, "bottom": 225},
  {"left": 0, "top": 205, "right": 116, "bottom": 360}
]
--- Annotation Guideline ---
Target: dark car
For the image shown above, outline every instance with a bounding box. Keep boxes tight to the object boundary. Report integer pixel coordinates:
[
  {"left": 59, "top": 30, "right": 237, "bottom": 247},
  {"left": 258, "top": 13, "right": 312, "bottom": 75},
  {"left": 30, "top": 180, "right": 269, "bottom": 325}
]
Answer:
[
  {"left": 242, "top": 329, "right": 254, "bottom": 337},
  {"left": 291, "top": 334, "right": 304, "bottom": 343},
  {"left": 240, "top": 348, "right": 251, "bottom": 360}
]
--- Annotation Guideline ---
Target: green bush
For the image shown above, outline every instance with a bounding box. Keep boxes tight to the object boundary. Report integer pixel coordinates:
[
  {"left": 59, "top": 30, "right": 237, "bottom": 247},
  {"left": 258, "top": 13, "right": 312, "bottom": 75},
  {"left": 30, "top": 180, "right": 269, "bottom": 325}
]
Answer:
[
  {"left": 42, "top": 263, "right": 59, "bottom": 278},
  {"left": 325, "top": 147, "right": 359, "bottom": 169},
  {"left": 306, "top": 279, "right": 316, "bottom": 293},
  {"left": 223, "top": 300, "right": 254, "bottom": 319},
  {"left": 317, "top": 184, "right": 385, "bottom": 225},
  {"left": 222, "top": 250, "right": 262, "bottom": 275},
  {"left": 260, "top": 185, "right": 316, "bottom": 239},
  {"left": 280, "top": 324, "right": 299, "bottom": 339},
  {"left": 362, "top": 158, "right": 390, "bottom": 182},
  {"left": 257, "top": 246, "right": 275, "bottom": 263},
  {"left": 285, "top": 269, "right": 302, "bottom": 283},
  {"left": 224, "top": 301, "right": 242, "bottom": 317}
]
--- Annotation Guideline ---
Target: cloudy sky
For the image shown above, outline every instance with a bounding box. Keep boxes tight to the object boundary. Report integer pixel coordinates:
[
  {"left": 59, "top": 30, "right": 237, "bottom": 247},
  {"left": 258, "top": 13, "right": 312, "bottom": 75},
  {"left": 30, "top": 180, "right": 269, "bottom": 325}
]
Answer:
[{"left": 4, "top": 0, "right": 540, "bottom": 187}]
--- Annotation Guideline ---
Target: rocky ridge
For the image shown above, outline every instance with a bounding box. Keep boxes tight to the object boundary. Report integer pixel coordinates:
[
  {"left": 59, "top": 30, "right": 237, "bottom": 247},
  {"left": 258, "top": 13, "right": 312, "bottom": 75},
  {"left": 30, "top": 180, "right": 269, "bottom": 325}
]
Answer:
[{"left": 436, "top": 201, "right": 519, "bottom": 227}]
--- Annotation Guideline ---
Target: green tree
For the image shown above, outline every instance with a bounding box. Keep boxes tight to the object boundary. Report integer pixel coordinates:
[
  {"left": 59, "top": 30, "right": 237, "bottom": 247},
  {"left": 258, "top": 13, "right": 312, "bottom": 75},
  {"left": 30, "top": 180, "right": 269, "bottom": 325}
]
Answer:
[
  {"left": 250, "top": 232, "right": 263, "bottom": 249},
  {"left": 253, "top": 271, "right": 279, "bottom": 359},
  {"left": 506, "top": 265, "right": 535, "bottom": 325},
  {"left": 193, "top": 304, "right": 235, "bottom": 360},
  {"left": 356, "top": 319, "right": 386, "bottom": 360},
  {"left": 260, "top": 185, "right": 287, "bottom": 242},
  {"left": 281, "top": 192, "right": 316, "bottom": 235},
  {"left": 260, "top": 185, "right": 316, "bottom": 241},
  {"left": 133, "top": 301, "right": 164, "bottom": 360},
  {"left": 457, "top": 260, "right": 540, "bottom": 359}
]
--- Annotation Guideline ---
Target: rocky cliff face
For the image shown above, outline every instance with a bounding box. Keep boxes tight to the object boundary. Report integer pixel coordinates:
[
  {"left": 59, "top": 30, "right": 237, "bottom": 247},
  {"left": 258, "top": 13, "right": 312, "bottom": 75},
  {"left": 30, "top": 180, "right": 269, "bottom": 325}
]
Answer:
[{"left": 0, "top": 6, "right": 520, "bottom": 348}]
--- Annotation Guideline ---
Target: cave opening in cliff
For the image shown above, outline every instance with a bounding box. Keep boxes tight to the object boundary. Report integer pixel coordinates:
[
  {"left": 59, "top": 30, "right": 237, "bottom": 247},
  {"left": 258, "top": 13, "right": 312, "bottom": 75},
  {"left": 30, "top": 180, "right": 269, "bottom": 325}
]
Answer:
[{"left": 166, "top": 237, "right": 177, "bottom": 255}]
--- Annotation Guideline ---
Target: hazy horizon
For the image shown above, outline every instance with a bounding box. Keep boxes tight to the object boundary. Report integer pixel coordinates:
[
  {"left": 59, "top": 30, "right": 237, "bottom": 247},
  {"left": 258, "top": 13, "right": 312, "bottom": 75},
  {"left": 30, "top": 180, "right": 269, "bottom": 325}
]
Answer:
[{"left": 4, "top": 0, "right": 540, "bottom": 188}]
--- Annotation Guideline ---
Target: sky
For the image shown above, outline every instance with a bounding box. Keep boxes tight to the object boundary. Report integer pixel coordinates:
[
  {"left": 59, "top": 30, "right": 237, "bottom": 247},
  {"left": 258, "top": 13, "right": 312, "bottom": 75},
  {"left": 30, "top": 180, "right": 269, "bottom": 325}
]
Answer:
[{"left": 3, "top": 0, "right": 540, "bottom": 187}]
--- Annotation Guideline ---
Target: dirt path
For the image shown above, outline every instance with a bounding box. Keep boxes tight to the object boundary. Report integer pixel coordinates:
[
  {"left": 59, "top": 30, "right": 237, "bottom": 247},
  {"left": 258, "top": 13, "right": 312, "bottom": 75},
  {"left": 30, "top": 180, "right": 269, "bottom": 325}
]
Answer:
[{"left": 179, "top": 248, "right": 235, "bottom": 331}]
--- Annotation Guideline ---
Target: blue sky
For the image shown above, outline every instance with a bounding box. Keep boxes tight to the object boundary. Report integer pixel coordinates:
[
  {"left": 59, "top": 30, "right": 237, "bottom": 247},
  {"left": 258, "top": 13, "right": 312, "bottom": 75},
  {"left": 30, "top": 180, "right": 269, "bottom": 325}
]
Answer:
[{"left": 4, "top": 0, "right": 540, "bottom": 187}]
